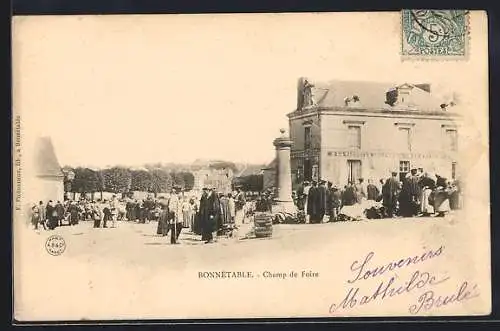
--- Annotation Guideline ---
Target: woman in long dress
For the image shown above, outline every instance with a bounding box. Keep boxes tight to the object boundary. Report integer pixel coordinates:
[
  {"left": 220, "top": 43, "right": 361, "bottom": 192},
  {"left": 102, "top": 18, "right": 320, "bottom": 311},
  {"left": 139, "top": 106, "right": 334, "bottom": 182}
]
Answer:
[
  {"left": 432, "top": 178, "right": 455, "bottom": 217},
  {"left": 156, "top": 202, "right": 169, "bottom": 236},
  {"left": 187, "top": 198, "right": 197, "bottom": 232},
  {"left": 219, "top": 194, "right": 229, "bottom": 225},
  {"left": 227, "top": 193, "right": 236, "bottom": 224},
  {"left": 181, "top": 197, "right": 191, "bottom": 228},
  {"left": 419, "top": 173, "right": 436, "bottom": 216}
]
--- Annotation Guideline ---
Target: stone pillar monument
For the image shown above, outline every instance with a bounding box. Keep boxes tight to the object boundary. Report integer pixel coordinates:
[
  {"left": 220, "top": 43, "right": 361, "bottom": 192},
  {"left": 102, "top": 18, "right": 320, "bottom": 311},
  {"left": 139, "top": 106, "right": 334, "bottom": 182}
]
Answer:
[{"left": 273, "top": 129, "right": 297, "bottom": 214}]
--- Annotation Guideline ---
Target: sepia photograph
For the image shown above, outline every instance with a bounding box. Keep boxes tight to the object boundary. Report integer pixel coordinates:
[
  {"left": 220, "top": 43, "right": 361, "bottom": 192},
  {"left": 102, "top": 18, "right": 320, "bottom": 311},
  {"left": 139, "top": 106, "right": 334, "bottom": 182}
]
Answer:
[{"left": 12, "top": 10, "right": 490, "bottom": 321}]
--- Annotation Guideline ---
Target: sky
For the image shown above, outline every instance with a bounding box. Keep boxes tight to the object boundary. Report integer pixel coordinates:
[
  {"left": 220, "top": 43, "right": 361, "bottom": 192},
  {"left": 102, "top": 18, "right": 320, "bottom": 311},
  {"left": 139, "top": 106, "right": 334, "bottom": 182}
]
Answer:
[{"left": 13, "top": 13, "right": 486, "bottom": 168}]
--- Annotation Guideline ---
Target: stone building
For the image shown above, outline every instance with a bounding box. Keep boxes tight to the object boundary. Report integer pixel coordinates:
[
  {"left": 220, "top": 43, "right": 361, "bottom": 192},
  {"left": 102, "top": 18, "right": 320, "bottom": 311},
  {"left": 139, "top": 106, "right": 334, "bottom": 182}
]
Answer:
[
  {"left": 192, "top": 163, "right": 234, "bottom": 193},
  {"left": 289, "top": 78, "right": 462, "bottom": 186}
]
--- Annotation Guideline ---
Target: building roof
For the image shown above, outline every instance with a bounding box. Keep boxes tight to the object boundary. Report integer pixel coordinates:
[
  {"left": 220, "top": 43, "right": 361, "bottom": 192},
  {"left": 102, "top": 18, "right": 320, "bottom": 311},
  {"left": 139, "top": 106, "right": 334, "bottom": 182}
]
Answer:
[
  {"left": 236, "top": 163, "right": 267, "bottom": 177},
  {"left": 307, "top": 80, "right": 444, "bottom": 112},
  {"left": 34, "top": 137, "right": 64, "bottom": 178},
  {"left": 262, "top": 158, "right": 277, "bottom": 171}
]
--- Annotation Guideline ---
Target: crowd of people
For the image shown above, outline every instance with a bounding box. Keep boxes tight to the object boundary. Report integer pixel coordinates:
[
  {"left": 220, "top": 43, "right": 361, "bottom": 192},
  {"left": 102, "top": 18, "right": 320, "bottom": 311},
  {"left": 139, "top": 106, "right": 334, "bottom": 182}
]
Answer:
[
  {"left": 295, "top": 168, "right": 462, "bottom": 222},
  {"left": 155, "top": 186, "right": 248, "bottom": 244},
  {"left": 29, "top": 196, "right": 127, "bottom": 231},
  {"left": 29, "top": 185, "right": 250, "bottom": 244},
  {"left": 29, "top": 168, "right": 462, "bottom": 243}
]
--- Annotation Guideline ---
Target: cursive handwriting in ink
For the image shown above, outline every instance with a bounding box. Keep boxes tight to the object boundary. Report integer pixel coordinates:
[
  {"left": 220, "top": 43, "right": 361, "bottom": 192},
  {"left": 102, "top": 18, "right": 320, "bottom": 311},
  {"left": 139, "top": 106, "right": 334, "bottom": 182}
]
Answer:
[
  {"left": 329, "top": 270, "right": 449, "bottom": 314},
  {"left": 347, "top": 246, "right": 444, "bottom": 285},
  {"left": 409, "top": 281, "right": 480, "bottom": 315}
]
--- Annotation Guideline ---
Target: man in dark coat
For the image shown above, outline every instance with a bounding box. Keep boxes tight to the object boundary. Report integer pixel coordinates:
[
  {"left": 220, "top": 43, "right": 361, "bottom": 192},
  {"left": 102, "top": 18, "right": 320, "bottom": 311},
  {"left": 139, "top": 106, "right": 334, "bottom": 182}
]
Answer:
[
  {"left": 399, "top": 169, "right": 422, "bottom": 217},
  {"left": 316, "top": 180, "right": 328, "bottom": 223},
  {"left": 398, "top": 176, "right": 412, "bottom": 217},
  {"left": 326, "top": 182, "right": 334, "bottom": 219},
  {"left": 307, "top": 181, "right": 321, "bottom": 223},
  {"left": 199, "top": 187, "right": 220, "bottom": 243},
  {"left": 366, "top": 179, "right": 380, "bottom": 201},
  {"left": 342, "top": 182, "right": 356, "bottom": 206},
  {"left": 68, "top": 201, "right": 79, "bottom": 225},
  {"left": 408, "top": 169, "right": 421, "bottom": 215},
  {"left": 383, "top": 172, "right": 400, "bottom": 217},
  {"left": 46, "top": 201, "right": 58, "bottom": 230},
  {"left": 55, "top": 201, "right": 65, "bottom": 226},
  {"left": 102, "top": 201, "right": 111, "bottom": 228},
  {"left": 126, "top": 199, "right": 133, "bottom": 221}
]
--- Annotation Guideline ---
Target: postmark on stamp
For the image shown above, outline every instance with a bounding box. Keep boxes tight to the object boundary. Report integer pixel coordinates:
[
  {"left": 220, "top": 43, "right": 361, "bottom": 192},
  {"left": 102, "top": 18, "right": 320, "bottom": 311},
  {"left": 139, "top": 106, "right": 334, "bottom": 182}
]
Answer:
[
  {"left": 401, "top": 10, "right": 469, "bottom": 60},
  {"left": 45, "top": 235, "right": 66, "bottom": 256}
]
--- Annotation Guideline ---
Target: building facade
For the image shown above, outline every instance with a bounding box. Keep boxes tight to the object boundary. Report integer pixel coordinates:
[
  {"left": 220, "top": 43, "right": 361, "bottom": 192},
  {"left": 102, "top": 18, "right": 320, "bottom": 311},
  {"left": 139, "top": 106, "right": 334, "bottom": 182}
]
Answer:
[
  {"left": 289, "top": 79, "right": 461, "bottom": 187},
  {"left": 192, "top": 167, "right": 234, "bottom": 193}
]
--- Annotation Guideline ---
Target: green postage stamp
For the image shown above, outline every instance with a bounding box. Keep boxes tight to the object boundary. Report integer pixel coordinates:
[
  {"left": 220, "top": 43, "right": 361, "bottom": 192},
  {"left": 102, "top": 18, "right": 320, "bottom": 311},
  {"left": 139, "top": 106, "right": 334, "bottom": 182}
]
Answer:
[{"left": 401, "top": 10, "right": 469, "bottom": 60}]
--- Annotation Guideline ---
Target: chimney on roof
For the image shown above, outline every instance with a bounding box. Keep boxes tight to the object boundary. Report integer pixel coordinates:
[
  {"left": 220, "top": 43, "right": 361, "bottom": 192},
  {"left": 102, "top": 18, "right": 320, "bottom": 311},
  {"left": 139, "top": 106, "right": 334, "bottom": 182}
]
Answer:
[{"left": 385, "top": 88, "right": 398, "bottom": 107}]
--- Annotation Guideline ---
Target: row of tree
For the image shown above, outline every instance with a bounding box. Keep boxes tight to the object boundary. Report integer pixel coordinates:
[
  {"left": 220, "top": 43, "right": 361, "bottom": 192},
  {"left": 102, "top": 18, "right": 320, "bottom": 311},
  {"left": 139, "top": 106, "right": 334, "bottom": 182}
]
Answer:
[{"left": 63, "top": 167, "right": 195, "bottom": 197}]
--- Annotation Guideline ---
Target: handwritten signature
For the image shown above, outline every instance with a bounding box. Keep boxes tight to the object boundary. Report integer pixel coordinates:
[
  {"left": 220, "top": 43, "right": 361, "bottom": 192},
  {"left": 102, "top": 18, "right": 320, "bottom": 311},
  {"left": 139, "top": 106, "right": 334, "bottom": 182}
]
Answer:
[
  {"left": 329, "top": 270, "right": 449, "bottom": 313},
  {"left": 330, "top": 246, "right": 480, "bottom": 315},
  {"left": 347, "top": 246, "right": 444, "bottom": 285},
  {"left": 409, "top": 281, "right": 480, "bottom": 314}
]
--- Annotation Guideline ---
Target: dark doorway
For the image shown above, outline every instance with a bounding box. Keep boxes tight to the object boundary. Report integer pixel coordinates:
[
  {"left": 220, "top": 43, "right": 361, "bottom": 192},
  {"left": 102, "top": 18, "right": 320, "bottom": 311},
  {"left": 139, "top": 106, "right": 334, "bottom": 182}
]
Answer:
[
  {"left": 304, "top": 159, "right": 312, "bottom": 181},
  {"left": 347, "top": 160, "right": 362, "bottom": 184}
]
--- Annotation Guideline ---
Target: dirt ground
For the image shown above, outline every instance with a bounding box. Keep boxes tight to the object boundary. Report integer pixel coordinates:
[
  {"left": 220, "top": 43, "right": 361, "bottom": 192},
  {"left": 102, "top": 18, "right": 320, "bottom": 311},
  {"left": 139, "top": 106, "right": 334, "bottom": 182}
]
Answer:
[{"left": 13, "top": 214, "right": 461, "bottom": 321}]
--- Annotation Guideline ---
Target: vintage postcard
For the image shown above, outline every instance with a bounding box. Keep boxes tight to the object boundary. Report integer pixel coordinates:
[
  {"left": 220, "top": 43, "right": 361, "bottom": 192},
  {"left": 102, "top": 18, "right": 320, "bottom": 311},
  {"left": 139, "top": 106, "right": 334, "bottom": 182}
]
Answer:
[{"left": 12, "top": 11, "right": 490, "bottom": 321}]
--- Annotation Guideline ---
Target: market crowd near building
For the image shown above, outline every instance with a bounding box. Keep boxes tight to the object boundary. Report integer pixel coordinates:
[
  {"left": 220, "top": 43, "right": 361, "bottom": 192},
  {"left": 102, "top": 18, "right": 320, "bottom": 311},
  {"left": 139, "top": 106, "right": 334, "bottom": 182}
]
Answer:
[
  {"left": 26, "top": 77, "right": 464, "bottom": 242},
  {"left": 284, "top": 77, "right": 464, "bottom": 220}
]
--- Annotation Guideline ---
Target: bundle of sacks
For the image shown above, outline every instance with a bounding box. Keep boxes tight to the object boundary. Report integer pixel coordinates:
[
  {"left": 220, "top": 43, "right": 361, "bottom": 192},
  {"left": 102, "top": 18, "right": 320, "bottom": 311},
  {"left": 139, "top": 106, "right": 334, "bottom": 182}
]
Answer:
[
  {"left": 363, "top": 200, "right": 387, "bottom": 219},
  {"left": 336, "top": 200, "right": 385, "bottom": 222},
  {"left": 273, "top": 210, "right": 306, "bottom": 224},
  {"left": 337, "top": 203, "right": 366, "bottom": 221}
]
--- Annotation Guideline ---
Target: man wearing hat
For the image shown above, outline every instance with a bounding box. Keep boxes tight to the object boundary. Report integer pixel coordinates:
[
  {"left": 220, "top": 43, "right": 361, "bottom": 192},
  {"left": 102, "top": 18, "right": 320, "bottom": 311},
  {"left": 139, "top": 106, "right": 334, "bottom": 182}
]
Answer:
[
  {"left": 317, "top": 180, "right": 328, "bottom": 223},
  {"left": 199, "top": 186, "right": 220, "bottom": 243},
  {"left": 408, "top": 168, "right": 421, "bottom": 215},
  {"left": 307, "top": 181, "right": 320, "bottom": 223},
  {"left": 382, "top": 171, "right": 400, "bottom": 217},
  {"left": 167, "top": 186, "right": 183, "bottom": 244}
]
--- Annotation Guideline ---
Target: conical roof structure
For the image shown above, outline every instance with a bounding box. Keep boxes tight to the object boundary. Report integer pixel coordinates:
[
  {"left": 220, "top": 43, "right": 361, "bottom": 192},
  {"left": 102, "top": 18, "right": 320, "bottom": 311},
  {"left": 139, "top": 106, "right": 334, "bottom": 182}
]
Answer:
[{"left": 34, "top": 137, "right": 64, "bottom": 178}]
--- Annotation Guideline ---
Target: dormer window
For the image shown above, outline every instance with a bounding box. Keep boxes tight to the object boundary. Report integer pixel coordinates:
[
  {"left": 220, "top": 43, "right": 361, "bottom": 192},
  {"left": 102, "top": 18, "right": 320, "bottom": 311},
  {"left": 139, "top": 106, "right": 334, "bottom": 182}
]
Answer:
[{"left": 396, "top": 84, "right": 412, "bottom": 105}]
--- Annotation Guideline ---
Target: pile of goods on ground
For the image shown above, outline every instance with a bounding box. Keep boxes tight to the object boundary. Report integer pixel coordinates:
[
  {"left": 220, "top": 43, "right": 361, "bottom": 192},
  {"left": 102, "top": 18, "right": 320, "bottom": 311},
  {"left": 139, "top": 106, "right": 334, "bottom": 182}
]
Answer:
[
  {"left": 273, "top": 210, "right": 305, "bottom": 224},
  {"left": 334, "top": 200, "right": 387, "bottom": 222},
  {"left": 217, "top": 223, "right": 238, "bottom": 238}
]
